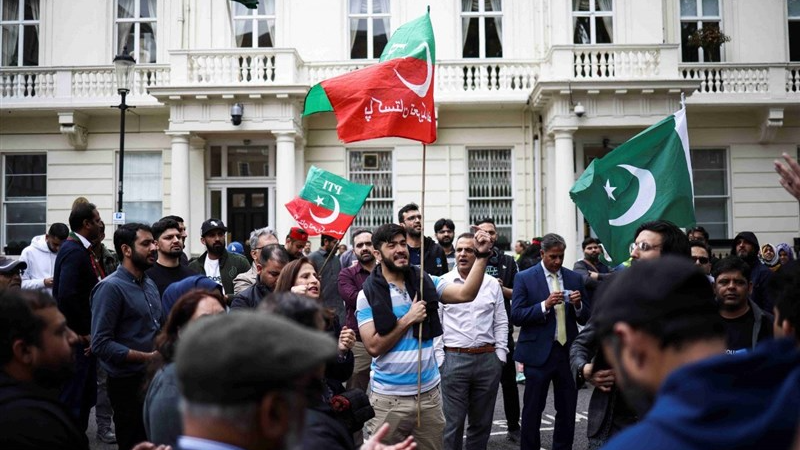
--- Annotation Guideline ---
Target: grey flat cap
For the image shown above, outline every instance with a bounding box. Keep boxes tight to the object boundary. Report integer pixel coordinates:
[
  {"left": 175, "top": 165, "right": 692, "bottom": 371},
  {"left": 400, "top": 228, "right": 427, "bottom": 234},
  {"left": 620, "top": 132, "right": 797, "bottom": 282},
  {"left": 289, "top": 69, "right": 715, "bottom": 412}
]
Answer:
[{"left": 176, "top": 311, "right": 337, "bottom": 404}]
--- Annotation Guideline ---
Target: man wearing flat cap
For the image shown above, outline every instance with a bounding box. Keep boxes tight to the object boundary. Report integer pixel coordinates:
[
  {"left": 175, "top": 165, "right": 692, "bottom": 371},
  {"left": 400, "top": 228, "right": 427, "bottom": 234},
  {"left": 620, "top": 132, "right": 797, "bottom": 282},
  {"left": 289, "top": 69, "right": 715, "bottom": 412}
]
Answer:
[
  {"left": 593, "top": 256, "right": 800, "bottom": 450},
  {"left": 284, "top": 226, "right": 309, "bottom": 262},
  {"left": 188, "top": 218, "right": 250, "bottom": 299},
  {"left": 0, "top": 256, "right": 26, "bottom": 291},
  {"left": 174, "top": 311, "right": 336, "bottom": 450}
]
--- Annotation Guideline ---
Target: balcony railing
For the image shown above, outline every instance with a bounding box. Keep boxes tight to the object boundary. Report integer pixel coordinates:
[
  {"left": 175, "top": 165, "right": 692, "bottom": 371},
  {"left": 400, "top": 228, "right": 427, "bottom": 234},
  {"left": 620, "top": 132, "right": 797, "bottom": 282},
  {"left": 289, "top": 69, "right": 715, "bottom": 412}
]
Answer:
[
  {"left": 544, "top": 44, "right": 681, "bottom": 80},
  {"left": 678, "top": 63, "right": 800, "bottom": 100}
]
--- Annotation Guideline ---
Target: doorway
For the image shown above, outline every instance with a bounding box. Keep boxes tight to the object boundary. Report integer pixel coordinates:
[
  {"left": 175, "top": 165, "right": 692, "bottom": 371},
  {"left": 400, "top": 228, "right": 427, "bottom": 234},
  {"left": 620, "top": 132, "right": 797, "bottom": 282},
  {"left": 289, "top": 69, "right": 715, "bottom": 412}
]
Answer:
[{"left": 227, "top": 188, "right": 269, "bottom": 246}]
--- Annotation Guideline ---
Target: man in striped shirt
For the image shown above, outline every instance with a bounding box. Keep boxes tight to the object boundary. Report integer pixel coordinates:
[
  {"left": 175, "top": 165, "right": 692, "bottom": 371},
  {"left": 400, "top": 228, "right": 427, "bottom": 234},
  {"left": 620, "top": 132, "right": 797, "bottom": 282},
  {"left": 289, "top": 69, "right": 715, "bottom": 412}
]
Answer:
[{"left": 356, "top": 223, "right": 492, "bottom": 450}]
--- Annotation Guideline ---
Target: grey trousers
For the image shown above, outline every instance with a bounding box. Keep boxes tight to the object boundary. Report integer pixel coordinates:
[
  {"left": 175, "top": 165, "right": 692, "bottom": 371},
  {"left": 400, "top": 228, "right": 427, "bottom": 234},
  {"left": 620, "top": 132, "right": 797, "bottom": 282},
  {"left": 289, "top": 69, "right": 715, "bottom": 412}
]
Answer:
[
  {"left": 96, "top": 366, "right": 114, "bottom": 432},
  {"left": 441, "top": 351, "right": 503, "bottom": 450}
]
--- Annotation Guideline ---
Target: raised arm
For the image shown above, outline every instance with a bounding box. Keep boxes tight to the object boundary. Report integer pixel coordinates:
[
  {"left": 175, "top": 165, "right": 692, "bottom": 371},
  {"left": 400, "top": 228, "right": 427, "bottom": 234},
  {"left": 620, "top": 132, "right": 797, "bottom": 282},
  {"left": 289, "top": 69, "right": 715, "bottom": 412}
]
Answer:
[{"left": 440, "top": 231, "right": 492, "bottom": 304}]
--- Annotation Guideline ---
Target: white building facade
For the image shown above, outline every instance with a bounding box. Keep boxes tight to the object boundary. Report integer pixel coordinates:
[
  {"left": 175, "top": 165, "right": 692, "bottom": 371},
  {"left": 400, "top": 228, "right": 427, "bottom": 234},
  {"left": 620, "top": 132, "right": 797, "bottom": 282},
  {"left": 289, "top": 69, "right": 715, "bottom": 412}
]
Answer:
[{"left": 1, "top": 0, "right": 798, "bottom": 263}]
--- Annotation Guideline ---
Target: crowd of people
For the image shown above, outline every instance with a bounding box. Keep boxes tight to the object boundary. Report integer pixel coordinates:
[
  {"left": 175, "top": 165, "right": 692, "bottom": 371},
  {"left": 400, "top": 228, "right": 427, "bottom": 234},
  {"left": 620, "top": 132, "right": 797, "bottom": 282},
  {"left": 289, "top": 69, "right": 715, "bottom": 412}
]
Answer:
[{"left": 1, "top": 154, "right": 799, "bottom": 450}]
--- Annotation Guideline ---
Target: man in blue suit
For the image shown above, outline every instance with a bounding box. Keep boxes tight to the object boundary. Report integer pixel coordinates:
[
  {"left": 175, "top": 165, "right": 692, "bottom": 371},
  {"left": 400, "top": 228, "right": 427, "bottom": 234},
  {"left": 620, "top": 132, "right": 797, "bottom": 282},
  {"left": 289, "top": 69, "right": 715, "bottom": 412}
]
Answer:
[{"left": 511, "top": 233, "right": 590, "bottom": 450}]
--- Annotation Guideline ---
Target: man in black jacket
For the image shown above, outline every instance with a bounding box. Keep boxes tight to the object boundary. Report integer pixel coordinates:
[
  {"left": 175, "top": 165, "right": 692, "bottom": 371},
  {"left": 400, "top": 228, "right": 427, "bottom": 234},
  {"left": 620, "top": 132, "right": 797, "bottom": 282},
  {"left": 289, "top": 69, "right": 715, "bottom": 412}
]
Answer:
[
  {"left": 398, "top": 203, "right": 448, "bottom": 276},
  {"left": 230, "top": 244, "right": 289, "bottom": 310}
]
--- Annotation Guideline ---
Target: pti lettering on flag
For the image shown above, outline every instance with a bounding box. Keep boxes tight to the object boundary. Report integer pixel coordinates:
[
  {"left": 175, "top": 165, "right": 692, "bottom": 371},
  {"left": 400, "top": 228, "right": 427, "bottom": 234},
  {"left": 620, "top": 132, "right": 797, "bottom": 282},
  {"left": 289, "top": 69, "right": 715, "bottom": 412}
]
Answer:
[
  {"left": 303, "top": 12, "right": 436, "bottom": 144},
  {"left": 570, "top": 107, "right": 696, "bottom": 265},
  {"left": 285, "top": 166, "right": 373, "bottom": 239}
]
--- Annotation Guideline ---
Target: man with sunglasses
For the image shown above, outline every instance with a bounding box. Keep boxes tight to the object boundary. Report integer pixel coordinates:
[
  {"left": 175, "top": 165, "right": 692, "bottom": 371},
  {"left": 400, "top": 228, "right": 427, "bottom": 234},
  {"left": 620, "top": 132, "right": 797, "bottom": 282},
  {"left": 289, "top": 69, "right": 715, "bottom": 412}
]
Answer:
[{"left": 690, "top": 241, "right": 713, "bottom": 282}]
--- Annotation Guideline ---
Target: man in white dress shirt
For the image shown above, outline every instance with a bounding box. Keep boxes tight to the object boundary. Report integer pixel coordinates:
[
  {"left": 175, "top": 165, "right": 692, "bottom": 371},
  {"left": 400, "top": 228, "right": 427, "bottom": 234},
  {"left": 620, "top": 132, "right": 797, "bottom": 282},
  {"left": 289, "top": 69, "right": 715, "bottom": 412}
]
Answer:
[{"left": 437, "top": 232, "right": 508, "bottom": 450}]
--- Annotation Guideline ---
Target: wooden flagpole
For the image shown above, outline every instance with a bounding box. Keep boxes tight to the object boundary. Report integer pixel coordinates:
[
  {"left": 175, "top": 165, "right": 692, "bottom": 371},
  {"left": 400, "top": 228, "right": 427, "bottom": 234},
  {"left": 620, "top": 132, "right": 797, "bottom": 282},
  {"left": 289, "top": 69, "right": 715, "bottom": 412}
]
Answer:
[{"left": 417, "top": 143, "right": 427, "bottom": 426}]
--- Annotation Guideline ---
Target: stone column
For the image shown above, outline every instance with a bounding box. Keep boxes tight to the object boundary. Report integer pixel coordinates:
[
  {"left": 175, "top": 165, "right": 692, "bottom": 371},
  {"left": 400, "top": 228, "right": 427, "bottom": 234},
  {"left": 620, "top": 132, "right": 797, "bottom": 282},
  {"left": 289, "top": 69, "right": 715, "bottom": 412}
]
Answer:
[
  {"left": 552, "top": 128, "right": 578, "bottom": 266},
  {"left": 275, "top": 131, "right": 296, "bottom": 236},
  {"left": 168, "top": 132, "right": 190, "bottom": 225},
  {"left": 187, "top": 136, "right": 206, "bottom": 257}
]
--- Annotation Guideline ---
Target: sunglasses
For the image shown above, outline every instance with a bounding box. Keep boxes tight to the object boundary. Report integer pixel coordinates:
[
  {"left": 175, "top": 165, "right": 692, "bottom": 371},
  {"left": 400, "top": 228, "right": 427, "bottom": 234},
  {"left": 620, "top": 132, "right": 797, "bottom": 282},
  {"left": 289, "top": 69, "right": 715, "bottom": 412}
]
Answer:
[
  {"left": 629, "top": 241, "right": 661, "bottom": 253},
  {"left": 692, "top": 256, "right": 710, "bottom": 264}
]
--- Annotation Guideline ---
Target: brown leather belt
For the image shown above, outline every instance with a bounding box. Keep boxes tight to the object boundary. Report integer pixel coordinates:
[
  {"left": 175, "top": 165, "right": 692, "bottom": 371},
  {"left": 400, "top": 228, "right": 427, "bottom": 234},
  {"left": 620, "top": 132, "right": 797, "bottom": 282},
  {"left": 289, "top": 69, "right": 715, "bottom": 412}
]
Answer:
[{"left": 444, "top": 344, "right": 495, "bottom": 354}]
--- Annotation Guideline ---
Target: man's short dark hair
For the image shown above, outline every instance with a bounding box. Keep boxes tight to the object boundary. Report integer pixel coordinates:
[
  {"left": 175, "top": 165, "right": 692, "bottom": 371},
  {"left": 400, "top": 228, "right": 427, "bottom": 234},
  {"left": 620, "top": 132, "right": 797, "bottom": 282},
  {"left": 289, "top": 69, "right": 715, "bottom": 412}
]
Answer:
[
  {"left": 259, "top": 244, "right": 290, "bottom": 265},
  {"left": 161, "top": 215, "right": 184, "bottom": 224},
  {"left": 68, "top": 202, "right": 97, "bottom": 232},
  {"left": 541, "top": 233, "right": 566, "bottom": 252},
  {"left": 771, "top": 265, "right": 800, "bottom": 341},
  {"left": 581, "top": 237, "right": 600, "bottom": 250},
  {"left": 475, "top": 217, "right": 495, "bottom": 227},
  {"left": 372, "top": 223, "right": 407, "bottom": 249},
  {"left": 634, "top": 220, "right": 690, "bottom": 257},
  {"left": 114, "top": 223, "right": 153, "bottom": 258},
  {"left": 687, "top": 226, "right": 709, "bottom": 241},
  {"left": 321, "top": 234, "right": 337, "bottom": 246},
  {"left": 434, "top": 218, "right": 455, "bottom": 233},
  {"left": 151, "top": 218, "right": 181, "bottom": 241},
  {"left": 47, "top": 223, "right": 69, "bottom": 241},
  {"left": 689, "top": 240, "right": 712, "bottom": 257},
  {"left": 712, "top": 256, "right": 751, "bottom": 281},
  {"left": 0, "top": 290, "right": 56, "bottom": 365},
  {"left": 456, "top": 232, "right": 475, "bottom": 244},
  {"left": 397, "top": 203, "right": 419, "bottom": 223},
  {"left": 351, "top": 229, "right": 372, "bottom": 244}
]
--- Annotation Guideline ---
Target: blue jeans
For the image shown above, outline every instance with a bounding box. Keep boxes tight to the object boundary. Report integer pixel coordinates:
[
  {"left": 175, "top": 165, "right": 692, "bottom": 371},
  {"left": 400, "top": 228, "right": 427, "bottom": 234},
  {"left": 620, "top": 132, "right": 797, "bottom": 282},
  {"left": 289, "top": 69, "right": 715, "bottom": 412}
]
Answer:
[{"left": 441, "top": 351, "right": 503, "bottom": 450}]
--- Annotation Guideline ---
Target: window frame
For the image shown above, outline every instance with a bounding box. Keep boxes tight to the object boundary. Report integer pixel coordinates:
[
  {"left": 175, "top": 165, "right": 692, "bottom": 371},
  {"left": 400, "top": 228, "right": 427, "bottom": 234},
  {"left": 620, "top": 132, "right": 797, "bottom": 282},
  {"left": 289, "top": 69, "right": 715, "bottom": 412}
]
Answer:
[
  {"left": 1, "top": 152, "right": 47, "bottom": 255},
  {"left": 461, "top": 0, "right": 504, "bottom": 59},
  {"left": 572, "top": 0, "right": 614, "bottom": 45},
  {"left": 789, "top": 0, "right": 800, "bottom": 61},
  {"left": 680, "top": 0, "right": 723, "bottom": 63},
  {"left": 346, "top": 148, "right": 395, "bottom": 236},
  {"left": 466, "top": 147, "right": 514, "bottom": 251},
  {"left": 116, "top": 151, "right": 163, "bottom": 225},
  {"left": 690, "top": 147, "right": 731, "bottom": 239},
  {"left": 0, "top": 0, "right": 40, "bottom": 67},
  {"left": 231, "top": 0, "right": 276, "bottom": 48},
  {"left": 114, "top": 0, "right": 158, "bottom": 63},
  {"left": 348, "top": 0, "right": 391, "bottom": 60}
]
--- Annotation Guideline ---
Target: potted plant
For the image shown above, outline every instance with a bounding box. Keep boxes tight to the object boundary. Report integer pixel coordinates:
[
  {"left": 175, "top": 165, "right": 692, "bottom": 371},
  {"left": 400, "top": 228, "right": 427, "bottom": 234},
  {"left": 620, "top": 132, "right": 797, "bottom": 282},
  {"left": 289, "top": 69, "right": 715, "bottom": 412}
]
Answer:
[{"left": 687, "top": 28, "right": 731, "bottom": 62}]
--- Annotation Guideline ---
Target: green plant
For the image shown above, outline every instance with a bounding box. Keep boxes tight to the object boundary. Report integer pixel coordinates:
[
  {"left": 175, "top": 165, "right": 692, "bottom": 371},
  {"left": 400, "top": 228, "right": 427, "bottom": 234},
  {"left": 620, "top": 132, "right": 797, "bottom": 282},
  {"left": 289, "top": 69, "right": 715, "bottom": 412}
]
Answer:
[{"left": 687, "top": 28, "right": 731, "bottom": 49}]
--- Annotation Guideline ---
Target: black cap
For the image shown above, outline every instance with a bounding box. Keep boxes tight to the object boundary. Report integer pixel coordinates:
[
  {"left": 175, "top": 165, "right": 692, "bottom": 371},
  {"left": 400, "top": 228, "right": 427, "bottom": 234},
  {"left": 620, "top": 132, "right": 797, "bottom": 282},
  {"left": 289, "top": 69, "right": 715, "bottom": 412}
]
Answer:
[
  {"left": 593, "top": 255, "right": 717, "bottom": 338},
  {"left": 176, "top": 311, "right": 337, "bottom": 404},
  {"left": 0, "top": 257, "right": 26, "bottom": 274},
  {"left": 201, "top": 218, "right": 227, "bottom": 237}
]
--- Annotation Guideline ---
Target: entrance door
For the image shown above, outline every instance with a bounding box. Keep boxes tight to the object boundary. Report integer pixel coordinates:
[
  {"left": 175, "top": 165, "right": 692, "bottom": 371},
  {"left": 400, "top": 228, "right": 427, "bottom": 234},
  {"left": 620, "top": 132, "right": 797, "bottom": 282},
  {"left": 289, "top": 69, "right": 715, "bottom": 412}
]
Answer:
[{"left": 227, "top": 188, "right": 269, "bottom": 246}]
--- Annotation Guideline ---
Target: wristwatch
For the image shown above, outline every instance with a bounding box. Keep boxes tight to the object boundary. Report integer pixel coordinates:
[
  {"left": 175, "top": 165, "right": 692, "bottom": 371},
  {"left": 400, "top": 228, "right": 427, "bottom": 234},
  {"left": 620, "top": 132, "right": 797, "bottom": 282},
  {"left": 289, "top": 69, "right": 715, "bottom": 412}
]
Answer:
[
  {"left": 576, "top": 364, "right": 586, "bottom": 387},
  {"left": 474, "top": 249, "right": 491, "bottom": 259}
]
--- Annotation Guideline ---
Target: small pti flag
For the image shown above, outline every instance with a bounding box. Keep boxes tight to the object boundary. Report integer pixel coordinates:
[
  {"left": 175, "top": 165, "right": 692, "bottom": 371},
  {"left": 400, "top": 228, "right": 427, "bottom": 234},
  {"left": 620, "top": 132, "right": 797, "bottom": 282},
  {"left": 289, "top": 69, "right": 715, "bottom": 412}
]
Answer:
[
  {"left": 303, "top": 11, "right": 436, "bottom": 144},
  {"left": 285, "top": 166, "right": 373, "bottom": 239},
  {"left": 570, "top": 107, "right": 696, "bottom": 265}
]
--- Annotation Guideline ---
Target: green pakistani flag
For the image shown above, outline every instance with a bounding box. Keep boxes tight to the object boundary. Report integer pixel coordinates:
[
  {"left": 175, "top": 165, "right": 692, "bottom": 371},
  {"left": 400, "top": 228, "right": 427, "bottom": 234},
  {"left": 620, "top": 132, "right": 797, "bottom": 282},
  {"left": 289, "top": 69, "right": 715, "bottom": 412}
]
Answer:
[
  {"left": 232, "top": 0, "right": 258, "bottom": 9},
  {"left": 570, "top": 107, "right": 696, "bottom": 265}
]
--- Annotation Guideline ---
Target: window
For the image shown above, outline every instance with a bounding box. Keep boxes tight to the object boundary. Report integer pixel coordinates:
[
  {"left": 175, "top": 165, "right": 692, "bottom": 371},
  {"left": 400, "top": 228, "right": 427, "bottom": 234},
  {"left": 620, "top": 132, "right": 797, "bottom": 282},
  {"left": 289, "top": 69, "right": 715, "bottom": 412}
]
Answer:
[
  {"left": 573, "top": 0, "right": 613, "bottom": 44},
  {"left": 790, "top": 0, "right": 800, "bottom": 61},
  {"left": 680, "top": 0, "right": 722, "bottom": 62},
  {"left": 116, "top": 0, "right": 157, "bottom": 63},
  {"left": 233, "top": 0, "right": 275, "bottom": 48},
  {"left": 1, "top": 0, "right": 39, "bottom": 66},
  {"left": 349, "top": 0, "right": 390, "bottom": 59},
  {"left": 690, "top": 149, "right": 729, "bottom": 239},
  {"left": 348, "top": 150, "right": 393, "bottom": 231},
  {"left": 462, "top": 0, "right": 503, "bottom": 58},
  {"left": 2, "top": 154, "right": 46, "bottom": 255},
  {"left": 123, "top": 152, "right": 162, "bottom": 225},
  {"left": 467, "top": 149, "right": 513, "bottom": 251}
]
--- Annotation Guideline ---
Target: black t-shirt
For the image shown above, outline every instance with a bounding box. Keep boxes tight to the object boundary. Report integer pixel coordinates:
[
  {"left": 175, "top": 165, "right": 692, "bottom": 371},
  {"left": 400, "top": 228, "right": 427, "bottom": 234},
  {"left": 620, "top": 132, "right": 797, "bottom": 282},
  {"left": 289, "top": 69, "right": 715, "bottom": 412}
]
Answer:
[
  {"left": 723, "top": 307, "right": 755, "bottom": 354},
  {"left": 146, "top": 262, "right": 196, "bottom": 297},
  {"left": 408, "top": 246, "right": 421, "bottom": 266}
]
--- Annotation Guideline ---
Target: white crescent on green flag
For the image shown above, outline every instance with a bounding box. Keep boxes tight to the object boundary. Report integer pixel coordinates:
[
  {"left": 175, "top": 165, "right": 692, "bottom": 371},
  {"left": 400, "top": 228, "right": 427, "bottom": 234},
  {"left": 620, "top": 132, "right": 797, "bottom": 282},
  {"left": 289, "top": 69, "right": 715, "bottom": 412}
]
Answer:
[{"left": 570, "top": 107, "right": 696, "bottom": 265}]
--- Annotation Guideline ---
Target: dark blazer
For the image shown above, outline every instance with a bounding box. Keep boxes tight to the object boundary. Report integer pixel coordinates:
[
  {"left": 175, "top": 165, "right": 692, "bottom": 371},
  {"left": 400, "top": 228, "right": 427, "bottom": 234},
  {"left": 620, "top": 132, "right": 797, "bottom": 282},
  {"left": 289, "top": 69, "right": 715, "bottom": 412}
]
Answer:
[
  {"left": 511, "top": 263, "right": 590, "bottom": 367},
  {"left": 52, "top": 238, "right": 100, "bottom": 336}
]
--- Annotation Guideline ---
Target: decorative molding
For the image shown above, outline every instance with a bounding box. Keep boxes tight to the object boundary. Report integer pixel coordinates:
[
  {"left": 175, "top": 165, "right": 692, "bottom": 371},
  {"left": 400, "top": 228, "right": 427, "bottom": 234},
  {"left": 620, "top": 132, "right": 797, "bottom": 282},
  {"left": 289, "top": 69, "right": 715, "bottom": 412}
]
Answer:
[
  {"left": 60, "top": 124, "right": 89, "bottom": 150},
  {"left": 759, "top": 108, "right": 783, "bottom": 144}
]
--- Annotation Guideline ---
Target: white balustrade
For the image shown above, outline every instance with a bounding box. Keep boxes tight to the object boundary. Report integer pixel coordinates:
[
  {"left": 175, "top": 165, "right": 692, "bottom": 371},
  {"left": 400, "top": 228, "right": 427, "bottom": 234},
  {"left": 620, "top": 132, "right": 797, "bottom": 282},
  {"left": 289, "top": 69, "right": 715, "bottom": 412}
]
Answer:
[
  {"left": 680, "top": 65, "right": 769, "bottom": 94},
  {"left": 0, "top": 69, "right": 57, "bottom": 99},
  {"left": 787, "top": 67, "right": 800, "bottom": 93},
  {"left": 572, "top": 47, "right": 661, "bottom": 79}
]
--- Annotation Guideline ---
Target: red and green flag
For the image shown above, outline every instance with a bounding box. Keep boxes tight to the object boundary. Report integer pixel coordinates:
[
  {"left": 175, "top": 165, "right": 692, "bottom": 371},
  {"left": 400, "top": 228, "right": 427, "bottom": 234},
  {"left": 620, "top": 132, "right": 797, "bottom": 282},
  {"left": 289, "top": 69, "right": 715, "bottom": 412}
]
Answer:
[
  {"left": 303, "top": 11, "right": 436, "bottom": 144},
  {"left": 285, "top": 166, "right": 373, "bottom": 239}
]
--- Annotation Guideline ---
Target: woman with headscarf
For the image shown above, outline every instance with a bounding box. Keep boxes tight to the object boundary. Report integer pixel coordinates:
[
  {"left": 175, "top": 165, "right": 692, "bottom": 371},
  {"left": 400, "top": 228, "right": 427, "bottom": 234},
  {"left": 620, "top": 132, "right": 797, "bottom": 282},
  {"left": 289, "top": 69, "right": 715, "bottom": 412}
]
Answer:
[
  {"left": 759, "top": 243, "right": 781, "bottom": 272},
  {"left": 775, "top": 243, "right": 795, "bottom": 267}
]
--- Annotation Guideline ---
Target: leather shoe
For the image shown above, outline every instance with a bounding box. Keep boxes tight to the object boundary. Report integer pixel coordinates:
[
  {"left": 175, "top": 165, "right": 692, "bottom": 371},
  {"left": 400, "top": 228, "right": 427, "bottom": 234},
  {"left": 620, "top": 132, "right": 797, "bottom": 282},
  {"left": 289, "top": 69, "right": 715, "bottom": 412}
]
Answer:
[
  {"left": 506, "top": 429, "right": 521, "bottom": 443},
  {"left": 96, "top": 429, "right": 117, "bottom": 444}
]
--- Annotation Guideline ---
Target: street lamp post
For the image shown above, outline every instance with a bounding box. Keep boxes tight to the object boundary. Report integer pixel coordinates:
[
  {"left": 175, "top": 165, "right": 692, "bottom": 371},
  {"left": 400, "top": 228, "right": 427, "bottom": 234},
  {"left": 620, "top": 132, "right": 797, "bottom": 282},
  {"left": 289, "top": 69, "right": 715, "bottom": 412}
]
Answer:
[{"left": 113, "top": 47, "right": 136, "bottom": 220}]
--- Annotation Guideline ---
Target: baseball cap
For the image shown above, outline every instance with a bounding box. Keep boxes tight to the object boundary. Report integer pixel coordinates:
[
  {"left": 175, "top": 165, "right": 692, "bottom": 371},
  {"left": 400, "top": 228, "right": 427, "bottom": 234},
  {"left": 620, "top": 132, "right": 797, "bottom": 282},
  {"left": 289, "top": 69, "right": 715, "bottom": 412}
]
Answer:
[
  {"left": 161, "top": 275, "right": 225, "bottom": 314},
  {"left": 593, "top": 255, "right": 718, "bottom": 338},
  {"left": 287, "top": 226, "right": 309, "bottom": 242},
  {"left": 0, "top": 257, "right": 26, "bottom": 275},
  {"left": 176, "top": 311, "right": 337, "bottom": 404},
  {"left": 226, "top": 241, "right": 244, "bottom": 255},
  {"left": 201, "top": 218, "right": 227, "bottom": 237}
]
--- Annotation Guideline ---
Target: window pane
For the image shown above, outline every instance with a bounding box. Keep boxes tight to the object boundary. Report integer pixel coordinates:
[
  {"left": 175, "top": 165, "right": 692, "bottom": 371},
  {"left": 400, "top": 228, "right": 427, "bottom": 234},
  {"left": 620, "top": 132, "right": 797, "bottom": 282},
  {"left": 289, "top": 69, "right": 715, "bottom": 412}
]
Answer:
[
  {"left": 465, "top": 0, "right": 479, "bottom": 12},
  {"left": 257, "top": 19, "right": 273, "bottom": 47},
  {"left": 117, "top": 23, "right": 135, "bottom": 55},
  {"left": 462, "top": 17, "right": 479, "bottom": 58},
  {"left": 125, "top": 201, "right": 162, "bottom": 225},
  {"left": 211, "top": 190, "right": 222, "bottom": 219},
  {"left": 680, "top": 0, "right": 697, "bottom": 17},
  {"left": 22, "top": 24, "right": 38, "bottom": 66},
  {"left": 694, "top": 198, "right": 727, "bottom": 238},
  {"left": 701, "top": 0, "right": 718, "bottom": 16},
  {"left": 210, "top": 146, "right": 222, "bottom": 177},
  {"left": 139, "top": 0, "right": 154, "bottom": 18},
  {"left": 574, "top": 17, "right": 591, "bottom": 44},
  {"left": 790, "top": 22, "right": 800, "bottom": 61},
  {"left": 24, "top": 0, "right": 39, "bottom": 20},
  {"left": 123, "top": 153, "right": 161, "bottom": 224},
  {"left": 227, "top": 147, "right": 269, "bottom": 177},
  {"left": 484, "top": 0, "right": 501, "bottom": 12},
  {"left": 118, "top": 0, "right": 135, "bottom": 19},
  {"left": 373, "top": 17, "right": 388, "bottom": 57},
  {"left": 5, "top": 224, "right": 44, "bottom": 255},
  {"left": 373, "top": 0, "right": 388, "bottom": 13},
  {"left": 2, "top": 25, "right": 19, "bottom": 66},
  {"left": 693, "top": 171, "right": 726, "bottom": 196},
  {"left": 350, "top": 18, "right": 368, "bottom": 59},
  {"left": 595, "top": 17, "right": 612, "bottom": 43},
  {"left": 681, "top": 21, "right": 699, "bottom": 62},
  {"left": 351, "top": 0, "right": 367, "bottom": 14},
  {"left": 791, "top": 0, "right": 800, "bottom": 17},
  {"left": 349, "top": 150, "right": 393, "bottom": 232},
  {"left": 6, "top": 202, "right": 46, "bottom": 223},
  {"left": 6, "top": 154, "right": 46, "bottom": 174},
  {"left": 3, "top": 2, "right": 18, "bottom": 20},
  {"left": 259, "top": 0, "right": 275, "bottom": 15},
  {"left": 5, "top": 175, "right": 45, "bottom": 198},
  {"left": 573, "top": 0, "right": 590, "bottom": 11},
  {"left": 233, "top": 3, "right": 250, "bottom": 16},
  {"left": 235, "top": 20, "right": 253, "bottom": 48},
  {"left": 691, "top": 149, "right": 725, "bottom": 170},
  {"left": 701, "top": 21, "right": 721, "bottom": 62},
  {"left": 595, "top": 0, "right": 612, "bottom": 11},
  {"left": 485, "top": 17, "right": 503, "bottom": 58},
  {"left": 140, "top": 22, "right": 156, "bottom": 63},
  {"left": 468, "top": 149, "right": 513, "bottom": 250}
]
